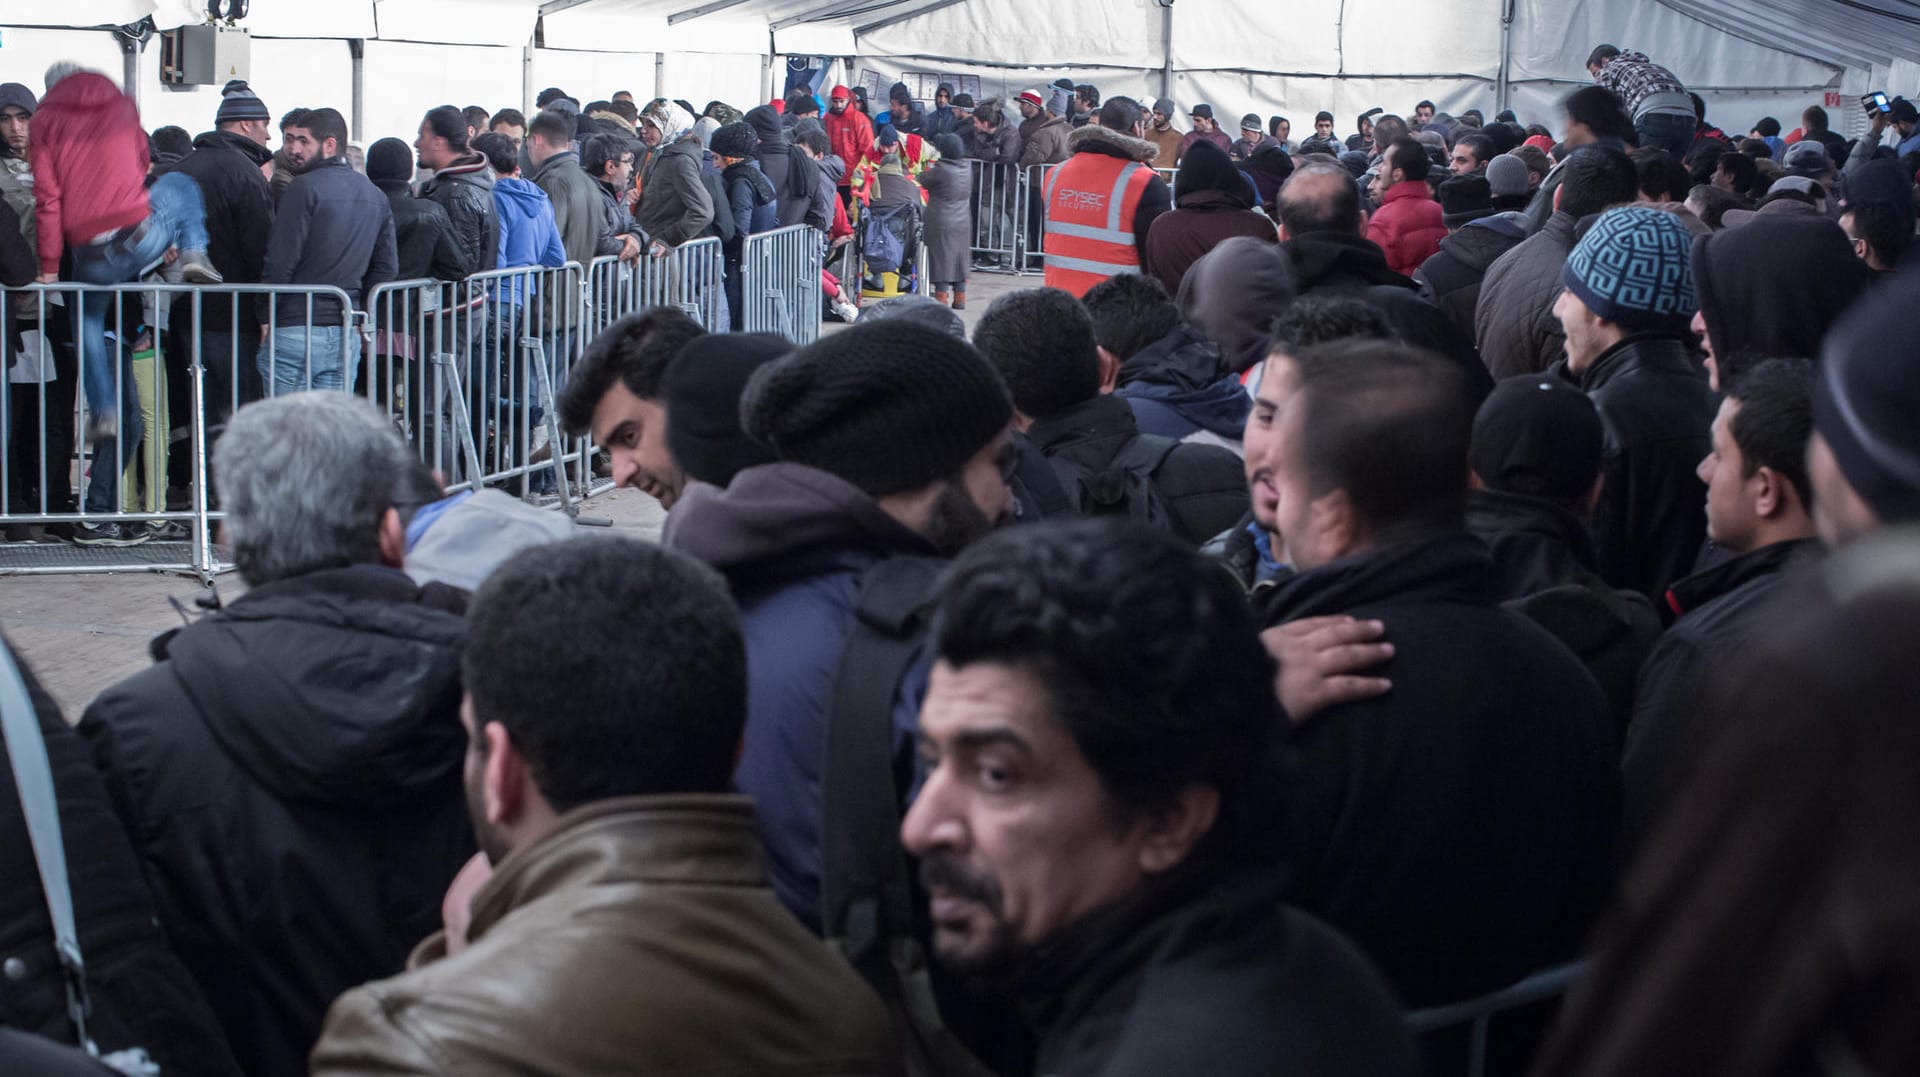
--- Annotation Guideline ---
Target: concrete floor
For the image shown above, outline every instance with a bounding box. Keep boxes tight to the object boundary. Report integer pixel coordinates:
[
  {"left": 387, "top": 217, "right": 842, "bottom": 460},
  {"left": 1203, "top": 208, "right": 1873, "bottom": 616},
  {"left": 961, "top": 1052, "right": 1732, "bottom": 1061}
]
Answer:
[
  {"left": 2, "top": 485, "right": 669, "bottom": 720},
  {"left": 1, "top": 271, "right": 1037, "bottom": 719}
]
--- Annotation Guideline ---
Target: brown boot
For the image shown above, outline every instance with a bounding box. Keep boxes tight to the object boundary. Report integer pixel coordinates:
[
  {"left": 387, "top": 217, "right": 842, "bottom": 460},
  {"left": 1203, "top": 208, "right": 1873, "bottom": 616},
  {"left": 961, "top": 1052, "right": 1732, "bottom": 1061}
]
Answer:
[
  {"left": 933, "top": 290, "right": 951, "bottom": 306},
  {"left": 952, "top": 290, "right": 966, "bottom": 310}
]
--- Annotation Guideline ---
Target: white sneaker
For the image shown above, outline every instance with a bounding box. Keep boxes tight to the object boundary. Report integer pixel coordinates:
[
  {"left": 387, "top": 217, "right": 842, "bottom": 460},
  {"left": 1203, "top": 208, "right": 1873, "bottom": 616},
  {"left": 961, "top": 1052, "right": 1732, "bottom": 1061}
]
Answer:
[{"left": 832, "top": 300, "right": 860, "bottom": 323}]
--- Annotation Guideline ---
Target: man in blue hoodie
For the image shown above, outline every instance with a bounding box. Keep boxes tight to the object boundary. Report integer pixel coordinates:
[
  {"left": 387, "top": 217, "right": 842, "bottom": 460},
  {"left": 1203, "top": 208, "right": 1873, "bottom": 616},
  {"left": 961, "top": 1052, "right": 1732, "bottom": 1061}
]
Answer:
[{"left": 1081, "top": 273, "right": 1251, "bottom": 454}]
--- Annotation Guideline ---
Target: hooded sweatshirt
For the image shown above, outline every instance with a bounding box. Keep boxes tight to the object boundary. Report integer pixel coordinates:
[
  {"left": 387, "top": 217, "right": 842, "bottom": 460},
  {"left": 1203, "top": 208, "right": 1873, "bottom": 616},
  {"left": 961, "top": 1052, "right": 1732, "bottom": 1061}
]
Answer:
[
  {"left": 663, "top": 462, "right": 939, "bottom": 930},
  {"left": 29, "top": 71, "right": 149, "bottom": 275},
  {"left": 1691, "top": 216, "right": 1872, "bottom": 377},
  {"left": 1114, "top": 322, "right": 1253, "bottom": 450},
  {"left": 1177, "top": 235, "right": 1297, "bottom": 373},
  {"left": 491, "top": 176, "right": 566, "bottom": 305},
  {"left": 744, "top": 105, "right": 792, "bottom": 200}
]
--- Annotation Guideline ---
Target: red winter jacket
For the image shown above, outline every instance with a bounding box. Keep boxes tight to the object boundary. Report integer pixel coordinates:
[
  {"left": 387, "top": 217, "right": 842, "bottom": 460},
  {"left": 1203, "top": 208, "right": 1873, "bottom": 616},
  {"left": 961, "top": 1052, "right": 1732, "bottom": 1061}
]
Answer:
[
  {"left": 822, "top": 105, "right": 874, "bottom": 188},
  {"left": 1367, "top": 180, "right": 1447, "bottom": 278},
  {"left": 30, "top": 72, "right": 150, "bottom": 277}
]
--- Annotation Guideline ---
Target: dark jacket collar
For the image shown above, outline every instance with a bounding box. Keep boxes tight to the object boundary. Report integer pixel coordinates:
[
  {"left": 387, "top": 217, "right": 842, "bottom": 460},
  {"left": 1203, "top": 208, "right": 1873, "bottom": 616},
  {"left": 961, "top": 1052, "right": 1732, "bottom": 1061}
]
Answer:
[
  {"left": 1262, "top": 530, "right": 1496, "bottom": 623},
  {"left": 1118, "top": 323, "right": 1228, "bottom": 392},
  {"left": 1466, "top": 488, "right": 1600, "bottom": 571},
  {"left": 662, "top": 461, "right": 935, "bottom": 580},
  {"left": 533, "top": 150, "right": 581, "bottom": 182},
  {"left": 1576, "top": 332, "right": 1698, "bottom": 393},
  {"left": 469, "top": 795, "right": 766, "bottom": 941},
  {"left": 1663, "top": 537, "right": 1820, "bottom": 621},
  {"left": 1026, "top": 394, "right": 1140, "bottom": 458},
  {"left": 195, "top": 127, "right": 274, "bottom": 167},
  {"left": 1282, "top": 230, "right": 1411, "bottom": 290},
  {"left": 1010, "top": 864, "right": 1273, "bottom": 1033}
]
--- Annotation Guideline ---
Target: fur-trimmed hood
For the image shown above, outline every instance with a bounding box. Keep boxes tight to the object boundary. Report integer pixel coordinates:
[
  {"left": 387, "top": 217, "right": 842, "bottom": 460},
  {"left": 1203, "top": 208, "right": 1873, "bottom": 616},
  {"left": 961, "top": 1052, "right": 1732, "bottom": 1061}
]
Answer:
[{"left": 1067, "top": 123, "right": 1161, "bottom": 164}]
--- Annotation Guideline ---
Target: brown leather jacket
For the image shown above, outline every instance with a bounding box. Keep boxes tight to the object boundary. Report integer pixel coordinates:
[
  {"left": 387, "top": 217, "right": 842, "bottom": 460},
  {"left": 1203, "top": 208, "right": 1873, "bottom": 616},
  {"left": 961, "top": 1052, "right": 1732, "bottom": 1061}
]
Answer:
[{"left": 310, "top": 795, "right": 903, "bottom": 1076}]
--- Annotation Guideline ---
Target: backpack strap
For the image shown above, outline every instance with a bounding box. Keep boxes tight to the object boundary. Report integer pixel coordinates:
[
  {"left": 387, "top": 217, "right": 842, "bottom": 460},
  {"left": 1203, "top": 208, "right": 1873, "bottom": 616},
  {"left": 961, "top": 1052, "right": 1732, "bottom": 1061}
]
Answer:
[
  {"left": 820, "top": 556, "right": 996, "bottom": 1077},
  {"left": 821, "top": 554, "right": 946, "bottom": 982},
  {"left": 0, "top": 642, "right": 94, "bottom": 1054},
  {"left": 1112, "top": 432, "right": 1180, "bottom": 478}
]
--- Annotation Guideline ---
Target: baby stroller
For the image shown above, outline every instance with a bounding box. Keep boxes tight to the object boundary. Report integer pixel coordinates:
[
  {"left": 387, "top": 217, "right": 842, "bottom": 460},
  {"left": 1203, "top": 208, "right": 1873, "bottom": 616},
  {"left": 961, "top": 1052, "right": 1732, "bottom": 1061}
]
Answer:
[{"left": 858, "top": 173, "right": 925, "bottom": 300}]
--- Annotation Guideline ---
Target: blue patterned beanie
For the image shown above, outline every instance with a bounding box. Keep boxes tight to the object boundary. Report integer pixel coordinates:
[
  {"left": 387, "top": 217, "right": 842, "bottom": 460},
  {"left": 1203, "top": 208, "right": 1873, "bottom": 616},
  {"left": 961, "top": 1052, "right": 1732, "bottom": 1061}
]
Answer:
[{"left": 1562, "top": 206, "right": 1697, "bottom": 333}]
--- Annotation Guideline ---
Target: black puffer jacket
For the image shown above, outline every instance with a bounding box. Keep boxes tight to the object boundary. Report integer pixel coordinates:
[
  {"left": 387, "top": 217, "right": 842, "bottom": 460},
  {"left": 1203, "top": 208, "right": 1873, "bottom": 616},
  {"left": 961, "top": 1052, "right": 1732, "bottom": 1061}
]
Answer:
[
  {"left": 1027, "top": 394, "right": 1250, "bottom": 548},
  {"left": 1558, "top": 334, "right": 1717, "bottom": 597},
  {"left": 1467, "top": 487, "right": 1661, "bottom": 731},
  {"left": 418, "top": 153, "right": 499, "bottom": 279},
  {"left": 1283, "top": 230, "right": 1493, "bottom": 403},
  {"left": 378, "top": 183, "right": 470, "bottom": 282},
  {"left": 160, "top": 130, "right": 274, "bottom": 331},
  {"left": 1622, "top": 538, "right": 1820, "bottom": 849},
  {"left": 1414, "top": 216, "right": 1525, "bottom": 347},
  {"left": 1012, "top": 870, "right": 1421, "bottom": 1077},
  {"left": 0, "top": 636, "right": 240, "bottom": 1076},
  {"left": 1263, "top": 532, "right": 1618, "bottom": 1005},
  {"left": 78, "top": 566, "right": 476, "bottom": 1077}
]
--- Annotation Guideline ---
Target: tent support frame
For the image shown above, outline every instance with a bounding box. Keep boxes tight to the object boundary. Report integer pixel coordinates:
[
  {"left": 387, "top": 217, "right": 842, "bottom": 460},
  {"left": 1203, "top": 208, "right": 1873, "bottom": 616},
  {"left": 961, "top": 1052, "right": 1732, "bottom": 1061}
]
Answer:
[{"left": 1158, "top": 0, "right": 1174, "bottom": 100}]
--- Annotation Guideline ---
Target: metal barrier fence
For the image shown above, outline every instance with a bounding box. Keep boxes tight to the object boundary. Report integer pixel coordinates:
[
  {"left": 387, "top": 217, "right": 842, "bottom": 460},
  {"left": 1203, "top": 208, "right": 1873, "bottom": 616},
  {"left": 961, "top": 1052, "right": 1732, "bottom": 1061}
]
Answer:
[
  {"left": 742, "top": 225, "right": 825, "bottom": 345},
  {"left": 965, "top": 160, "right": 1180, "bottom": 278},
  {"left": 582, "top": 237, "right": 726, "bottom": 338},
  {"left": 967, "top": 160, "right": 1022, "bottom": 269},
  {"left": 363, "top": 263, "right": 593, "bottom": 510},
  {"left": 1, "top": 235, "right": 809, "bottom": 579},
  {"left": 1, "top": 282, "right": 356, "bottom": 577},
  {"left": 1405, "top": 962, "right": 1583, "bottom": 1077}
]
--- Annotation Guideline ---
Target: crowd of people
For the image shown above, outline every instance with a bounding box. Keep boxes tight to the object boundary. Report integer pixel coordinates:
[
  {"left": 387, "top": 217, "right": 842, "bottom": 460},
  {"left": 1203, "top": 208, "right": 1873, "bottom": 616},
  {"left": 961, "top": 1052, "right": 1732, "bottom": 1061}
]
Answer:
[{"left": 3, "top": 38, "right": 1920, "bottom": 1077}]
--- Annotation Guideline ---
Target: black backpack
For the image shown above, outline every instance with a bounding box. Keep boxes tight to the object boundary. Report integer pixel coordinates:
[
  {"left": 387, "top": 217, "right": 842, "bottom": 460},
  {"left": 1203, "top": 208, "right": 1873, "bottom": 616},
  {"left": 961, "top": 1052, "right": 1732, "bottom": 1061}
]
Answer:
[
  {"left": 1048, "top": 434, "right": 1180, "bottom": 529},
  {"left": 819, "top": 556, "right": 995, "bottom": 1077}
]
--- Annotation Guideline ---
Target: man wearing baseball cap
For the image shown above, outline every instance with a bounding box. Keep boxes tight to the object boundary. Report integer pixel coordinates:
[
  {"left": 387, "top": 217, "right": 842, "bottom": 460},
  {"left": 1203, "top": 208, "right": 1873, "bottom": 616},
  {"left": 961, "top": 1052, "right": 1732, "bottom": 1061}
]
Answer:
[
  {"left": 1178, "top": 103, "right": 1231, "bottom": 164},
  {"left": 1845, "top": 94, "right": 1920, "bottom": 182}
]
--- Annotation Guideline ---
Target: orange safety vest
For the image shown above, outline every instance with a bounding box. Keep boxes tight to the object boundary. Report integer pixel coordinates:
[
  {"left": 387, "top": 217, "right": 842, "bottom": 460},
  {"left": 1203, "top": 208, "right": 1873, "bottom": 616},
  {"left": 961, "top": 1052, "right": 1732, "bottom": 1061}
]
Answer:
[{"left": 1042, "top": 152, "right": 1155, "bottom": 297}]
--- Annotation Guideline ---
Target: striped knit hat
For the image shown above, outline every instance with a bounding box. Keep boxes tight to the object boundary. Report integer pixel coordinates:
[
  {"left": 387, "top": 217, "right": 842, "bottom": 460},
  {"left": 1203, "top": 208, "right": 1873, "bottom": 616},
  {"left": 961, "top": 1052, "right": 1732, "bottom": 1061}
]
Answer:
[{"left": 1561, "top": 205, "right": 1696, "bottom": 333}]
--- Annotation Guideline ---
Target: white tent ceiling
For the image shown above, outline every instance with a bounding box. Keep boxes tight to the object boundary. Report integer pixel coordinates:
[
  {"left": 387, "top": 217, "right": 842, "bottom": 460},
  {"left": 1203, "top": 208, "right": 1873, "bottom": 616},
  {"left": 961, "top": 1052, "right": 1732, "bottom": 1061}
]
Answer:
[{"left": 6, "top": 0, "right": 1918, "bottom": 143}]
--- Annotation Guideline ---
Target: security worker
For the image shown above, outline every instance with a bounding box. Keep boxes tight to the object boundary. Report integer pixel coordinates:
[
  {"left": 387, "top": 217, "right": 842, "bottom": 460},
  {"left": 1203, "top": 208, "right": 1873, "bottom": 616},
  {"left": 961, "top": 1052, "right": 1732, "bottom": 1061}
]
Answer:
[{"left": 1042, "top": 96, "right": 1171, "bottom": 297}]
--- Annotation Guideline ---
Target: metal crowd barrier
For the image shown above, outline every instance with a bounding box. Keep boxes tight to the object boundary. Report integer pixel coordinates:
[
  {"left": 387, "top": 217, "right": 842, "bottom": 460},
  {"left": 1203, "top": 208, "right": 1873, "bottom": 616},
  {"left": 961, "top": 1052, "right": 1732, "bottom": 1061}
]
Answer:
[
  {"left": 364, "top": 263, "right": 598, "bottom": 509},
  {"left": 1, "top": 281, "right": 355, "bottom": 579},
  {"left": 1404, "top": 961, "right": 1584, "bottom": 1077},
  {"left": 2, "top": 237, "right": 826, "bottom": 579},
  {"left": 972, "top": 160, "right": 1179, "bottom": 279},
  {"left": 1017, "top": 163, "right": 1061, "bottom": 275},
  {"left": 742, "top": 225, "right": 825, "bottom": 345},
  {"left": 582, "top": 237, "right": 726, "bottom": 338},
  {"left": 967, "top": 160, "right": 1021, "bottom": 270}
]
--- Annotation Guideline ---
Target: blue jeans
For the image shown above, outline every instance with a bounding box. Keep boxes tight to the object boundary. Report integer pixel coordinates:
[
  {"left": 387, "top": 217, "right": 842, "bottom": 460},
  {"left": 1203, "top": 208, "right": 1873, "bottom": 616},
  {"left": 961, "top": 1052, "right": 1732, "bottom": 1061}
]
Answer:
[
  {"left": 257, "top": 326, "right": 360, "bottom": 395},
  {"left": 70, "top": 173, "right": 211, "bottom": 425},
  {"left": 1635, "top": 112, "right": 1694, "bottom": 157}
]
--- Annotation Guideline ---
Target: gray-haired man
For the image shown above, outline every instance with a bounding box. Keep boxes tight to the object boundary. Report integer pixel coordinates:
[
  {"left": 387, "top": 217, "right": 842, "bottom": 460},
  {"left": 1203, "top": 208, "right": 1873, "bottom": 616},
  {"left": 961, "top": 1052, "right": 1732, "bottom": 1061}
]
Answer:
[{"left": 79, "top": 391, "right": 474, "bottom": 1077}]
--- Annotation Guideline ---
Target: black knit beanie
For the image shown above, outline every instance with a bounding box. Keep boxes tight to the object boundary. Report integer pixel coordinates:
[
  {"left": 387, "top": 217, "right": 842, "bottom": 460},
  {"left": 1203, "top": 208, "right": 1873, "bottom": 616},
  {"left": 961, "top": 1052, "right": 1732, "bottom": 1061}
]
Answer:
[
  {"left": 740, "top": 322, "right": 1012, "bottom": 496},
  {"left": 664, "top": 332, "right": 788, "bottom": 489},
  {"left": 1815, "top": 272, "right": 1920, "bottom": 524},
  {"left": 366, "top": 138, "right": 414, "bottom": 186}
]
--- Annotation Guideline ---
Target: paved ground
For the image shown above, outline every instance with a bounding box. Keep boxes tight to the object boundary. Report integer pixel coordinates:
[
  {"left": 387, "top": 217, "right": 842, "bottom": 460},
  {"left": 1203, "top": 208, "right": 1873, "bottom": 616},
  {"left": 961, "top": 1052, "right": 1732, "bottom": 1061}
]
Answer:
[
  {"left": 3, "top": 485, "right": 669, "bottom": 719},
  {"left": 0, "top": 271, "right": 1034, "bottom": 719}
]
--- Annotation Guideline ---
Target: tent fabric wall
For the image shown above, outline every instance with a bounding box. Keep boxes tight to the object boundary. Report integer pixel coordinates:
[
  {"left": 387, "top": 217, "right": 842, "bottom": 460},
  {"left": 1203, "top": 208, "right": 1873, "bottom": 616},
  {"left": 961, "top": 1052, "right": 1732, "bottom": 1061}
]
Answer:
[{"left": 7, "top": 0, "right": 1919, "bottom": 153}]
